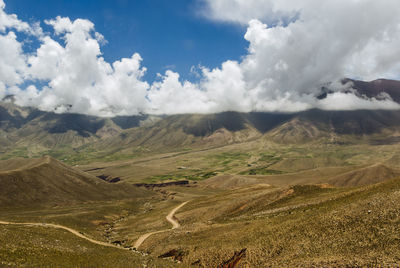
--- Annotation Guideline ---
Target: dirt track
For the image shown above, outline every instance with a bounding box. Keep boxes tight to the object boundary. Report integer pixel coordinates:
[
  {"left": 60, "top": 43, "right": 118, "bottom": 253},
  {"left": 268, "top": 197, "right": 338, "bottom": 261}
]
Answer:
[
  {"left": 134, "top": 201, "right": 189, "bottom": 249},
  {"left": 0, "top": 201, "right": 188, "bottom": 251},
  {"left": 0, "top": 220, "right": 124, "bottom": 250}
]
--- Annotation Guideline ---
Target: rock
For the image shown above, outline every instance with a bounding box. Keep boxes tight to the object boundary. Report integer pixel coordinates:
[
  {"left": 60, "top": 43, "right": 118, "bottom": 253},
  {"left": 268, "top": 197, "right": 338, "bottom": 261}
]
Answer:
[
  {"left": 109, "top": 177, "right": 121, "bottom": 183},
  {"left": 134, "top": 180, "right": 189, "bottom": 188},
  {"left": 111, "top": 240, "right": 125, "bottom": 246},
  {"left": 158, "top": 248, "right": 188, "bottom": 262},
  {"left": 218, "top": 248, "right": 247, "bottom": 268},
  {"left": 96, "top": 175, "right": 121, "bottom": 183},
  {"left": 191, "top": 259, "right": 202, "bottom": 266}
]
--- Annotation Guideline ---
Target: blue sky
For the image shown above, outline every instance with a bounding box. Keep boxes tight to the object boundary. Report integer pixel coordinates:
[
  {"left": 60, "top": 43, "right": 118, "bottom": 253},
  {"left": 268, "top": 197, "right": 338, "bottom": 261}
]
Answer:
[
  {"left": 5, "top": 0, "right": 248, "bottom": 81},
  {"left": 2, "top": 0, "right": 400, "bottom": 116}
]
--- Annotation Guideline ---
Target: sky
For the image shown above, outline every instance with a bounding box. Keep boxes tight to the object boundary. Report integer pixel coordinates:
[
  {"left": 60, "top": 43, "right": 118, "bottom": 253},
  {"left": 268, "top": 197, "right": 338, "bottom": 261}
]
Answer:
[
  {"left": 1, "top": 0, "right": 400, "bottom": 116},
  {"left": 3, "top": 0, "right": 248, "bottom": 82}
]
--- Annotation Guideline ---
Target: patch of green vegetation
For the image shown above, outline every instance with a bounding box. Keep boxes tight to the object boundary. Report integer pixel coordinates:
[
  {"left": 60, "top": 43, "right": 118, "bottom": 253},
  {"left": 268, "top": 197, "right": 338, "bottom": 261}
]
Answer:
[
  {"left": 258, "top": 152, "right": 283, "bottom": 163},
  {"left": 240, "top": 167, "right": 285, "bottom": 175},
  {"left": 213, "top": 152, "right": 249, "bottom": 161},
  {"left": 50, "top": 150, "right": 139, "bottom": 165},
  {"left": 185, "top": 171, "right": 218, "bottom": 181},
  {"left": 6, "top": 142, "right": 144, "bottom": 165},
  {"left": 208, "top": 152, "right": 250, "bottom": 169},
  {"left": 0, "top": 147, "right": 29, "bottom": 160},
  {"left": 258, "top": 153, "right": 281, "bottom": 162},
  {"left": 145, "top": 174, "right": 176, "bottom": 183}
]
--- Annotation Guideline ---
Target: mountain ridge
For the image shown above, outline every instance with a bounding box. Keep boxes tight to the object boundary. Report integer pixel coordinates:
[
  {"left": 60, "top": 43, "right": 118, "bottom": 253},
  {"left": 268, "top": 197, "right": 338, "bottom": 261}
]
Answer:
[{"left": 1, "top": 78, "right": 400, "bottom": 161}]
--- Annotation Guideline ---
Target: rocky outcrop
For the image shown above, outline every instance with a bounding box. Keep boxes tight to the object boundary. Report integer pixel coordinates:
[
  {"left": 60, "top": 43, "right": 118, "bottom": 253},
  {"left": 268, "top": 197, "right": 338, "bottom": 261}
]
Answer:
[
  {"left": 96, "top": 174, "right": 121, "bottom": 183},
  {"left": 218, "top": 248, "right": 247, "bottom": 268},
  {"left": 134, "top": 180, "right": 189, "bottom": 188},
  {"left": 158, "top": 248, "right": 187, "bottom": 262}
]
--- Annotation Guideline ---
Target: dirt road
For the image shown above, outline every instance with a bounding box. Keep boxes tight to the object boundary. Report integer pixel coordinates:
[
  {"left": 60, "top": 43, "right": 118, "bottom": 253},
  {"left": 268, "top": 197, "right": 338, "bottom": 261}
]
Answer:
[
  {"left": 0, "top": 200, "right": 189, "bottom": 251},
  {"left": 134, "top": 201, "right": 189, "bottom": 249},
  {"left": 0, "top": 220, "right": 124, "bottom": 250}
]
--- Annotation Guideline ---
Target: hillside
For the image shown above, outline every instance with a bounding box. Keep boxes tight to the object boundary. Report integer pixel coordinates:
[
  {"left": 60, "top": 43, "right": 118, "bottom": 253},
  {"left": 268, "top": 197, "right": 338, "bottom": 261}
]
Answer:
[
  {"left": 0, "top": 101, "right": 147, "bottom": 158},
  {"left": 327, "top": 164, "right": 400, "bottom": 187},
  {"left": 137, "top": 177, "right": 400, "bottom": 267},
  {"left": 91, "top": 112, "right": 284, "bottom": 153},
  {"left": 0, "top": 156, "right": 151, "bottom": 207}
]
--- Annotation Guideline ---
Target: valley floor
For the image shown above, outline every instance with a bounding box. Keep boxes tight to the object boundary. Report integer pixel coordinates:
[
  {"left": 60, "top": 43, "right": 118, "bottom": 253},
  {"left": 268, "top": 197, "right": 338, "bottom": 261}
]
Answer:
[{"left": 1, "top": 141, "right": 400, "bottom": 267}]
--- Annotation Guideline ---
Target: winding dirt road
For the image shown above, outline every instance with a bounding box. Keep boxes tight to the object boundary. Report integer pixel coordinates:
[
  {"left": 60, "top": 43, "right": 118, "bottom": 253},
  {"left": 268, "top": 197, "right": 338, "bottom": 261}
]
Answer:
[
  {"left": 0, "top": 201, "right": 189, "bottom": 251},
  {"left": 134, "top": 201, "right": 189, "bottom": 249},
  {"left": 0, "top": 220, "right": 124, "bottom": 250}
]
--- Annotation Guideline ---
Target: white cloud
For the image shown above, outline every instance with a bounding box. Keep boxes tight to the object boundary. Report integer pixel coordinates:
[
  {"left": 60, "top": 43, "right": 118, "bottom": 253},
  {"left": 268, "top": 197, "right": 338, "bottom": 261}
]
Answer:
[
  {"left": 198, "top": 0, "right": 296, "bottom": 25},
  {"left": 0, "top": 0, "right": 42, "bottom": 36},
  {"left": 148, "top": 71, "right": 207, "bottom": 114},
  {"left": 0, "top": 0, "right": 30, "bottom": 32},
  {"left": 0, "top": 31, "right": 26, "bottom": 86},
  {"left": 316, "top": 92, "right": 400, "bottom": 111},
  {"left": 0, "top": 0, "right": 31, "bottom": 90},
  {"left": 20, "top": 16, "right": 150, "bottom": 116},
  {"left": 149, "top": 61, "right": 252, "bottom": 114},
  {"left": 0, "top": 81, "right": 5, "bottom": 99},
  {"left": 200, "top": 60, "right": 251, "bottom": 112},
  {"left": 1, "top": 0, "right": 400, "bottom": 116},
  {"left": 193, "top": 0, "right": 400, "bottom": 111}
]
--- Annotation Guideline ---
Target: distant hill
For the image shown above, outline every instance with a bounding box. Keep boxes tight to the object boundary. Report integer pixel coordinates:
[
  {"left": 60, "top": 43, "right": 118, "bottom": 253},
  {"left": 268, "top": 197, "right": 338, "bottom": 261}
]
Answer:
[
  {"left": 0, "top": 156, "right": 151, "bottom": 207},
  {"left": 266, "top": 109, "right": 400, "bottom": 143},
  {"left": 0, "top": 101, "right": 147, "bottom": 157},
  {"left": 317, "top": 78, "right": 400, "bottom": 102},
  {"left": 346, "top": 78, "right": 400, "bottom": 103}
]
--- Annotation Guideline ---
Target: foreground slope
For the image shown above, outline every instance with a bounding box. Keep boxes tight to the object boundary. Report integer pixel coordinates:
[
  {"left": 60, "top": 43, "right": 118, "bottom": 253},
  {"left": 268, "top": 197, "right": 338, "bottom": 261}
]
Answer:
[
  {"left": 0, "top": 223, "right": 178, "bottom": 267},
  {"left": 137, "top": 177, "right": 400, "bottom": 267}
]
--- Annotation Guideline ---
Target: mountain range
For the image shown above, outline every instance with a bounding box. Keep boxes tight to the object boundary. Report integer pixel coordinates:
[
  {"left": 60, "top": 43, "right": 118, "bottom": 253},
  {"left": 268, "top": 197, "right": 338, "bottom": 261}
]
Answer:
[{"left": 1, "top": 78, "right": 400, "bottom": 161}]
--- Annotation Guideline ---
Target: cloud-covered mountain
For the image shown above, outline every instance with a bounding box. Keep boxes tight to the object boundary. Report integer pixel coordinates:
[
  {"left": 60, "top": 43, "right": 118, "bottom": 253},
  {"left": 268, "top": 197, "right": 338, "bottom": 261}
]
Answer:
[
  {"left": 1, "top": 0, "right": 400, "bottom": 116},
  {"left": 2, "top": 78, "right": 400, "bottom": 159}
]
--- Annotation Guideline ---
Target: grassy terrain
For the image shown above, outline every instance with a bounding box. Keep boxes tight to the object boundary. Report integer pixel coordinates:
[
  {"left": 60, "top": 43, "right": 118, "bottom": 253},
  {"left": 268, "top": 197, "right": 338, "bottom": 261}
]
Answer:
[
  {"left": 141, "top": 179, "right": 400, "bottom": 267},
  {"left": 1, "top": 141, "right": 400, "bottom": 266},
  {"left": 0, "top": 147, "right": 30, "bottom": 160},
  {"left": 69, "top": 141, "right": 400, "bottom": 266},
  {"left": 0, "top": 224, "right": 178, "bottom": 267},
  {"left": 0, "top": 199, "right": 155, "bottom": 242},
  {"left": 3, "top": 97, "right": 400, "bottom": 266},
  {"left": 76, "top": 141, "right": 400, "bottom": 186},
  {"left": 240, "top": 166, "right": 284, "bottom": 175}
]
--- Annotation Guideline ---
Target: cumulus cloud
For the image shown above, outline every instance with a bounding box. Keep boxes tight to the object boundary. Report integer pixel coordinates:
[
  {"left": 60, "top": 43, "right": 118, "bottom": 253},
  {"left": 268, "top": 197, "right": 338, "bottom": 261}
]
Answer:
[
  {"left": 198, "top": 0, "right": 297, "bottom": 26},
  {"left": 19, "top": 16, "right": 150, "bottom": 116},
  {"left": 0, "top": 0, "right": 44, "bottom": 100},
  {"left": 192, "top": 0, "right": 400, "bottom": 111},
  {"left": 1, "top": 0, "right": 400, "bottom": 116},
  {"left": 0, "top": 0, "right": 30, "bottom": 32},
  {"left": 0, "top": 31, "right": 26, "bottom": 86}
]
